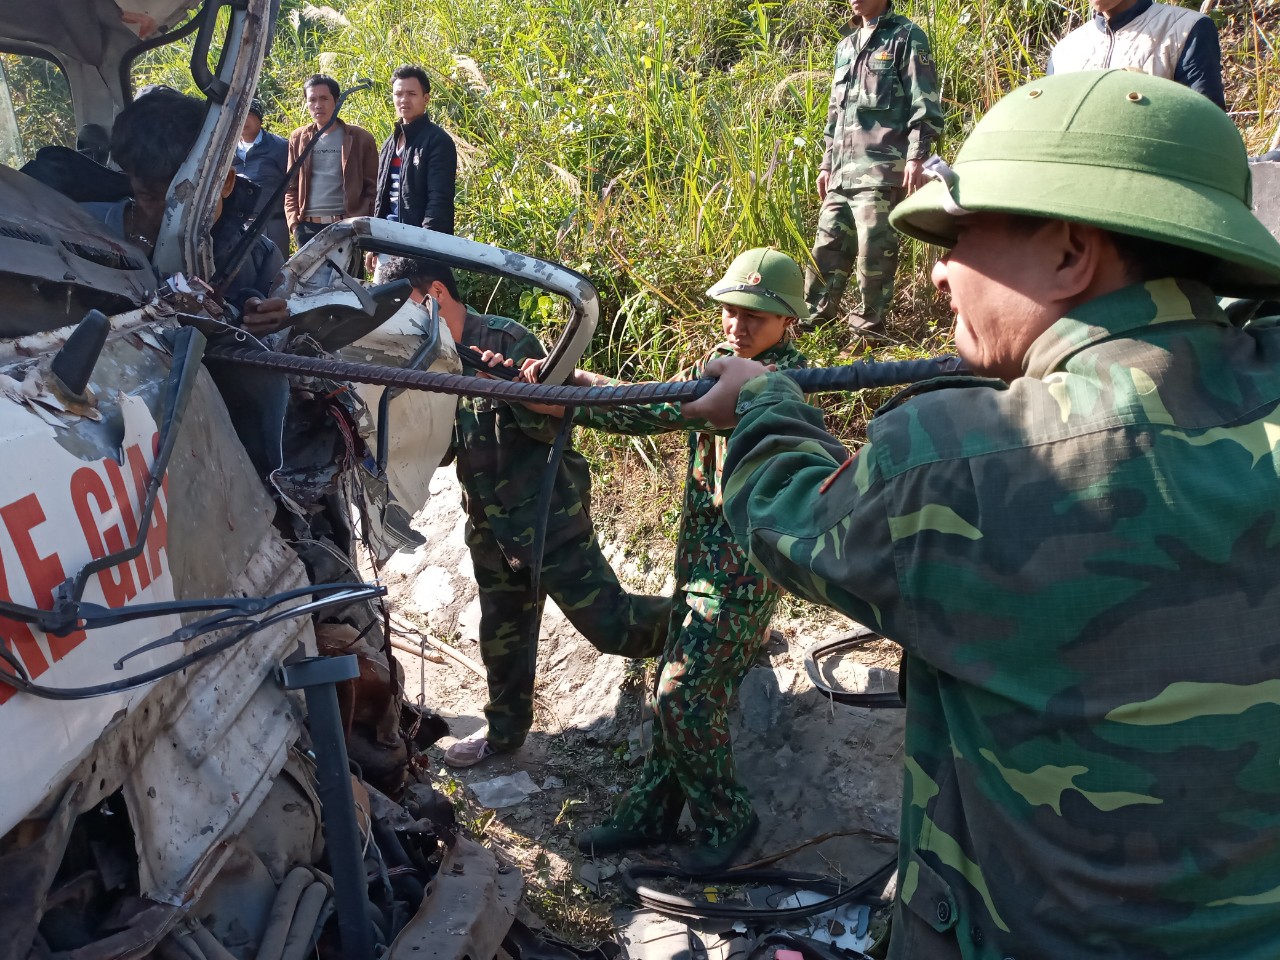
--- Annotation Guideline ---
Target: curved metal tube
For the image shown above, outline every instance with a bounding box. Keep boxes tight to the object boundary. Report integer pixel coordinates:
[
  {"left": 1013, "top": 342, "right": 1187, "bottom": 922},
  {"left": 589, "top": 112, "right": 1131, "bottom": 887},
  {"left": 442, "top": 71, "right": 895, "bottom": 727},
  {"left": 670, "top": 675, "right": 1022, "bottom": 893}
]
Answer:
[{"left": 275, "top": 220, "right": 600, "bottom": 387}]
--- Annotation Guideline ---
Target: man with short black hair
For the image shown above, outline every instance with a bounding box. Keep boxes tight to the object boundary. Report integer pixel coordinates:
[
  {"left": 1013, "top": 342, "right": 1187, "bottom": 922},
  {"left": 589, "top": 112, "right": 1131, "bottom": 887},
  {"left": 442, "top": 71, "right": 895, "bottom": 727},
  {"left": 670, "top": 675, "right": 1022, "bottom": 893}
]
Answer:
[
  {"left": 233, "top": 97, "right": 290, "bottom": 256},
  {"left": 370, "top": 65, "right": 457, "bottom": 252},
  {"left": 284, "top": 74, "right": 379, "bottom": 248},
  {"left": 87, "top": 87, "right": 286, "bottom": 333},
  {"left": 686, "top": 71, "right": 1280, "bottom": 957}
]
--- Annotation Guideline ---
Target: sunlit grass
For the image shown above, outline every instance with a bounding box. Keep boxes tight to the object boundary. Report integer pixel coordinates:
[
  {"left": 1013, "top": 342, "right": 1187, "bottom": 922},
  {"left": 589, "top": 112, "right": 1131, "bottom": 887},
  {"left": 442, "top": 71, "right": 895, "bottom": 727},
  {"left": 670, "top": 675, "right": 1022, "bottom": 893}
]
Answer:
[{"left": 125, "top": 0, "right": 1278, "bottom": 434}]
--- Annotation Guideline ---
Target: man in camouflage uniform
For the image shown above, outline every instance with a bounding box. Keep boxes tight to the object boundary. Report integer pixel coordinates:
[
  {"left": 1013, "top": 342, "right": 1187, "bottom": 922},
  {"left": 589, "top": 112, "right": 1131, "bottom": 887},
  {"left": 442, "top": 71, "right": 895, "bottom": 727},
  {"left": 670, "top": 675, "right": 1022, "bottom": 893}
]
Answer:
[
  {"left": 687, "top": 73, "right": 1280, "bottom": 956},
  {"left": 562, "top": 249, "right": 808, "bottom": 871},
  {"left": 373, "top": 258, "right": 670, "bottom": 768},
  {"left": 807, "top": 0, "right": 942, "bottom": 341}
]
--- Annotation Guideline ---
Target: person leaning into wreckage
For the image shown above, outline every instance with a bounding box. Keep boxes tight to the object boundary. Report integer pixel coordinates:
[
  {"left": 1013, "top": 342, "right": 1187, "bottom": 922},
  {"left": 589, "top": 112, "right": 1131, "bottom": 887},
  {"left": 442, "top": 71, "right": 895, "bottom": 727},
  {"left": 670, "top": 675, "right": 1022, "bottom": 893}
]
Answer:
[
  {"left": 518, "top": 248, "right": 809, "bottom": 873},
  {"left": 371, "top": 257, "right": 672, "bottom": 770}
]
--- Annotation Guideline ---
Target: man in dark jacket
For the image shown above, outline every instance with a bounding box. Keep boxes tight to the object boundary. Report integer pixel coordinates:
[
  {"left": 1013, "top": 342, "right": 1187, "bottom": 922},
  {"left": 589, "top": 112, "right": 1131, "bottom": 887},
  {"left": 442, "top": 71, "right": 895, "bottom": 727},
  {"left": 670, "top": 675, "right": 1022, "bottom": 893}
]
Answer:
[
  {"left": 368, "top": 65, "right": 457, "bottom": 271},
  {"left": 233, "top": 98, "right": 290, "bottom": 256}
]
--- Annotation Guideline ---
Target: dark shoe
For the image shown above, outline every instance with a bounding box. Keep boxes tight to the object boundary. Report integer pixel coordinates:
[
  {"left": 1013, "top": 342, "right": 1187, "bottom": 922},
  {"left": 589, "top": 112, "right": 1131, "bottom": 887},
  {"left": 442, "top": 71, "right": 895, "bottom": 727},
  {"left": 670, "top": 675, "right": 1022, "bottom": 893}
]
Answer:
[
  {"left": 384, "top": 502, "right": 426, "bottom": 553},
  {"left": 846, "top": 312, "right": 888, "bottom": 340},
  {"left": 681, "top": 813, "right": 760, "bottom": 874},
  {"left": 576, "top": 822, "right": 671, "bottom": 857}
]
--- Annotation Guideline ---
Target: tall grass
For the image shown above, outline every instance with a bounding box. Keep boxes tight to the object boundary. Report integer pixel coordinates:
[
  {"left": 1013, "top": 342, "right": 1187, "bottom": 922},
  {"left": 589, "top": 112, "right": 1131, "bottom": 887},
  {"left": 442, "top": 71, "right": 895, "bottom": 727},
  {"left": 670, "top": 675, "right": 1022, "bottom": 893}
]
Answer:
[{"left": 117, "top": 1, "right": 1280, "bottom": 401}]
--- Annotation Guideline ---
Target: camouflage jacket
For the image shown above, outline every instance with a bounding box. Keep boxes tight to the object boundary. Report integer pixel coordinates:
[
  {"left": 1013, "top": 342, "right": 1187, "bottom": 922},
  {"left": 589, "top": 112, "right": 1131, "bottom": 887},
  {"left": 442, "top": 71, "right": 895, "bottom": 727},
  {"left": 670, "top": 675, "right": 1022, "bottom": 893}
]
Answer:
[
  {"left": 577, "top": 339, "right": 805, "bottom": 601},
  {"left": 822, "top": 5, "right": 943, "bottom": 190},
  {"left": 720, "top": 280, "right": 1280, "bottom": 958},
  {"left": 450, "top": 312, "right": 593, "bottom": 570}
]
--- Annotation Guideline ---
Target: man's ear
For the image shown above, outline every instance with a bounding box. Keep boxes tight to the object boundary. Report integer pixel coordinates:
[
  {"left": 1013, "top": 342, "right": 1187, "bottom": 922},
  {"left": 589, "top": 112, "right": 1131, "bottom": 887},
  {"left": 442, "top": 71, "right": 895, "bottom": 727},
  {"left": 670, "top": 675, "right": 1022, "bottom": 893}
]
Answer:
[
  {"left": 1050, "top": 220, "right": 1105, "bottom": 302},
  {"left": 220, "top": 169, "right": 237, "bottom": 199}
]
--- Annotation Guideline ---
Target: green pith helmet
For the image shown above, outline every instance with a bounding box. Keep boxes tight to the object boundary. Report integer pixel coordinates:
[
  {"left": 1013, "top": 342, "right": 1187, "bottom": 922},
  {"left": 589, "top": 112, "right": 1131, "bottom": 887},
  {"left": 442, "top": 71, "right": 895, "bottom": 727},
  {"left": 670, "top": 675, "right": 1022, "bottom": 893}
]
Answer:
[
  {"left": 891, "top": 70, "right": 1280, "bottom": 297},
  {"left": 707, "top": 247, "right": 809, "bottom": 319}
]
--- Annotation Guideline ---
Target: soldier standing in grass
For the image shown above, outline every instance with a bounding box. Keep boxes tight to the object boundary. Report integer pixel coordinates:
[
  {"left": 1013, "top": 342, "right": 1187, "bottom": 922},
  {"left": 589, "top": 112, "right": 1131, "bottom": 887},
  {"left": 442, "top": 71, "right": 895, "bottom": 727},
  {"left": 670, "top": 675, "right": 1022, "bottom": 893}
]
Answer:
[
  {"left": 371, "top": 258, "right": 671, "bottom": 769},
  {"left": 687, "top": 73, "right": 1280, "bottom": 957},
  {"left": 543, "top": 249, "right": 808, "bottom": 872},
  {"left": 806, "top": 0, "right": 942, "bottom": 343}
]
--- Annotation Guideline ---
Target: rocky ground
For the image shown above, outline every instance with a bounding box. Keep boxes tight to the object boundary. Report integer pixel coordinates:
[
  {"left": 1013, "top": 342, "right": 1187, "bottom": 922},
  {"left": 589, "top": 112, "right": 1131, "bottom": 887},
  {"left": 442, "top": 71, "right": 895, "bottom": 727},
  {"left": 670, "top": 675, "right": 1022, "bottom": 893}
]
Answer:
[{"left": 380, "top": 468, "right": 906, "bottom": 942}]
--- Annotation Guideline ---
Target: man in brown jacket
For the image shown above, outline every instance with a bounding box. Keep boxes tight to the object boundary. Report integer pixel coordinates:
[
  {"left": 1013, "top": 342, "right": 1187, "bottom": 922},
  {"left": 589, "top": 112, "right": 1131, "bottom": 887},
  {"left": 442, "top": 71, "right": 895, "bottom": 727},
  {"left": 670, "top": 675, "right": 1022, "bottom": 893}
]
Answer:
[{"left": 284, "top": 74, "right": 379, "bottom": 249}]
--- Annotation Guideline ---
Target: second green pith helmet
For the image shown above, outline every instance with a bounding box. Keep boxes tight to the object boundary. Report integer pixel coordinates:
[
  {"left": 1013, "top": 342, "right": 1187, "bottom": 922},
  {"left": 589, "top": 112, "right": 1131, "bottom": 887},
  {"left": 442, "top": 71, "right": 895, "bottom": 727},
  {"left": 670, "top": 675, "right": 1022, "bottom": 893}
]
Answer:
[
  {"left": 891, "top": 70, "right": 1280, "bottom": 297},
  {"left": 707, "top": 248, "right": 810, "bottom": 319}
]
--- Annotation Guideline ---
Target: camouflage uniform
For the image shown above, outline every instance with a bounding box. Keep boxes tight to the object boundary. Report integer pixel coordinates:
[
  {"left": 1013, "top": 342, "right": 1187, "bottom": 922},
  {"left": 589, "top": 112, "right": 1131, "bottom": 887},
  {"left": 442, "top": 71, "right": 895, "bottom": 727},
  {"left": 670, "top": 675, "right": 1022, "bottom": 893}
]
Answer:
[
  {"left": 577, "top": 338, "right": 806, "bottom": 844},
  {"left": 720, "top": 279, "right": 1280, "bottom": 957},
  {"left": 806, "top": 5, "right": 942, "bottom": 324},
  {"left": 453, "top": 311, "right": 670, "bottom": 750}
]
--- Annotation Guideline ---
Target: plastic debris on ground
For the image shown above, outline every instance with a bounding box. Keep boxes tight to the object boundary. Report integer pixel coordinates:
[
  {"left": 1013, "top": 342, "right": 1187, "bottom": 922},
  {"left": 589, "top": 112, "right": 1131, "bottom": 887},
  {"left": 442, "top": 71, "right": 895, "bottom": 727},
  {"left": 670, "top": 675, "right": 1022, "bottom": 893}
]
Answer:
[
  {"left": 774, "top": 889, "right": 872, "bottom": 952},
  {"left": 614, "top": 885, "right": 876, "bottom": 960},
  {"left": 468, "top": 770, "right": 542, "bottom": 808}
]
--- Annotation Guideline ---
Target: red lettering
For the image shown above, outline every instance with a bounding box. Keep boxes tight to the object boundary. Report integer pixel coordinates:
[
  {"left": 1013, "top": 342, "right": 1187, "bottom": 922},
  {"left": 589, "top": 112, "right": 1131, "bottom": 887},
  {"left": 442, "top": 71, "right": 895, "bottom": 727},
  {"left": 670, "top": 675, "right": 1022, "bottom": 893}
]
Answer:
[
  {"left": 0, "top": 494, "right": 85, "bottom": 662},
  {"left": 126, "top": 442, "right": 168, "bottom": 582},
  {"left": 0, "top": 545, "right": 50, "bottom": 705},
  {"left": 104, "top": 458, "right": 151, "bottom": 591},
  {"left": 70, "top": 466, "right": 137, "bottom": 607}
]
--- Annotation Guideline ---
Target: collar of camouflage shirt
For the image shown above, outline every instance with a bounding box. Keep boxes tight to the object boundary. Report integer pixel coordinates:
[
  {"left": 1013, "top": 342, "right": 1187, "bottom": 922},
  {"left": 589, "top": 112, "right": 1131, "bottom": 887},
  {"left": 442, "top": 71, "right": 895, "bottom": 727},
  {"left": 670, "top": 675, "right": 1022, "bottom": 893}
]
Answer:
[{"left": 1023, "top": 277, "right": 1225, "bottom": 379}]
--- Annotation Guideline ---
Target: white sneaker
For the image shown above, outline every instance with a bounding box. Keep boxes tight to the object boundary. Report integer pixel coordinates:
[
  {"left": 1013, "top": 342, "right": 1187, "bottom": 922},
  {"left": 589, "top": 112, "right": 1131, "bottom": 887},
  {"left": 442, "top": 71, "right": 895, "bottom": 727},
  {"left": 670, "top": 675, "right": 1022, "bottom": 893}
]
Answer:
[{"left": 443, "top": 730, "right": 498, "bottom": 768}]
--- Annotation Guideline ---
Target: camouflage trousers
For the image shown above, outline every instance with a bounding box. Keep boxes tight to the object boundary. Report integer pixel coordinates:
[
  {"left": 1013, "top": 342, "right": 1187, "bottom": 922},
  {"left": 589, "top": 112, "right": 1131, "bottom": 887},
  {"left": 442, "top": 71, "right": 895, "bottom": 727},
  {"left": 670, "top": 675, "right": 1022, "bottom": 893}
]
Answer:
[
  {"left": 804, "top": 185, "right": 906, "bottom": 323},
  {"left": 473, "top": 532, "right": 671, "bottom": 750},
  {"left": 609, "top": 587, "right": 780, "bottom": 844}
]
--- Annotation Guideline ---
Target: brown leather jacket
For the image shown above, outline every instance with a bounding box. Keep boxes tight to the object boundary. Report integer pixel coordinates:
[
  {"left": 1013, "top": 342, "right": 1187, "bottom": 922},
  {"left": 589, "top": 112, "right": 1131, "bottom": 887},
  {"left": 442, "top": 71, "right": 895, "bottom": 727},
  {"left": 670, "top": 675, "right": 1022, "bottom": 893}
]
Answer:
[{"left": 283, "top": 119, "right": 379, "bottom": 231}]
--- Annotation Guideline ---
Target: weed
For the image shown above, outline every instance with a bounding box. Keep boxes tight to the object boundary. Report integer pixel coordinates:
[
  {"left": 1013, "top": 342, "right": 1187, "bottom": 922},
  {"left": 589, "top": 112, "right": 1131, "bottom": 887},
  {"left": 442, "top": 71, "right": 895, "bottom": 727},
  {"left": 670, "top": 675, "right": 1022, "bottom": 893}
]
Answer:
[{"left": 553, "top": 797, "right": 586, "bottom": 827}]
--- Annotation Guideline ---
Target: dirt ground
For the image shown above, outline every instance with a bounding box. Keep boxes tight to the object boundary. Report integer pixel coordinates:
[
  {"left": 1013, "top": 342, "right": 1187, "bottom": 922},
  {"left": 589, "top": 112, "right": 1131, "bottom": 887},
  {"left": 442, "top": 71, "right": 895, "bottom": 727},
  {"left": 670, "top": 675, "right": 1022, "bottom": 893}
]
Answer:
[{"left": 382, "top": 467, "right": 905, "bottom": 943}]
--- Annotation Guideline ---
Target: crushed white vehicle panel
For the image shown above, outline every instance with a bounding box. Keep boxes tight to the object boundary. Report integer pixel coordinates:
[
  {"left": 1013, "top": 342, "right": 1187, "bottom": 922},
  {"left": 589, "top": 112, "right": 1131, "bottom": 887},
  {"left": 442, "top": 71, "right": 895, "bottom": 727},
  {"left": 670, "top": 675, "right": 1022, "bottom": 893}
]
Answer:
[
  {"left": 127, "top": 535, "right": 312, "bottom": 905},
  {"left": 343, "top": 296, "right": 461, "bottom": 522},
  {"left": 0, "top": 387, "right": 180, "bottom": 839}
]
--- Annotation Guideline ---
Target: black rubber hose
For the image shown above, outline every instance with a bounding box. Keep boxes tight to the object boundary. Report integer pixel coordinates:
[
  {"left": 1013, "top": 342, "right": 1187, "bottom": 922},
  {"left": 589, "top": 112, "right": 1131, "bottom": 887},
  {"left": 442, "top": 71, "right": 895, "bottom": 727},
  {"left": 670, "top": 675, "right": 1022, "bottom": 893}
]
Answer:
[
  {"left": 619, "top": 857, "right": 897, "bottom": 922},
  {"left": 805, "top": 630, "right": 905, "bottom": 709},
  {"left": 522, "top": 406, "right": 576, "bottom": 696},
  {"left": 205, "top": 346, "right": 964, "bottom": 407}
]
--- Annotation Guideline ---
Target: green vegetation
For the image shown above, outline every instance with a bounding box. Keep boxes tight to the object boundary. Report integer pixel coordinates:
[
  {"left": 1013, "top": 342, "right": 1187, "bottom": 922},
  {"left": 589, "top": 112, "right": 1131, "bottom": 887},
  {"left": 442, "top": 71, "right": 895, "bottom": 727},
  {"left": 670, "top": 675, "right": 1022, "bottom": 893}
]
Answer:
[
  {"left": 16, "top": 1, "right": 1279, "bottom": 435},
  {"left": 127, "top": 2, "right": 1276, "bottom": 388}
]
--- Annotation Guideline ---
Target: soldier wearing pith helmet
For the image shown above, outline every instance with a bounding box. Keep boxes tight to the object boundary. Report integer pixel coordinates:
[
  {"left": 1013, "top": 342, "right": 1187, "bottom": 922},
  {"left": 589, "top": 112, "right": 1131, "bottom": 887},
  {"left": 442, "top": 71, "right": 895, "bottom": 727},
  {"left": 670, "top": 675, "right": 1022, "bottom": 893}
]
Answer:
[
  {"left": 569, "top": 247, "right": 808, "bottom": 871},
  {"left": 686, "top": 72, "right": 1280, "bottom": 957}
]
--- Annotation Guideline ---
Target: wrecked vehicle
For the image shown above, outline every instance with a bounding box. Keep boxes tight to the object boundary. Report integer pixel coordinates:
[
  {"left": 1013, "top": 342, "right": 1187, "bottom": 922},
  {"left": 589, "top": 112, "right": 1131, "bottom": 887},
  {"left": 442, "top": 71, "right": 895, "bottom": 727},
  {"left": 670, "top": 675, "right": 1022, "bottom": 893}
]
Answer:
[{"left": 0, "top": 1, "right": 599, "bottom": 957}]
